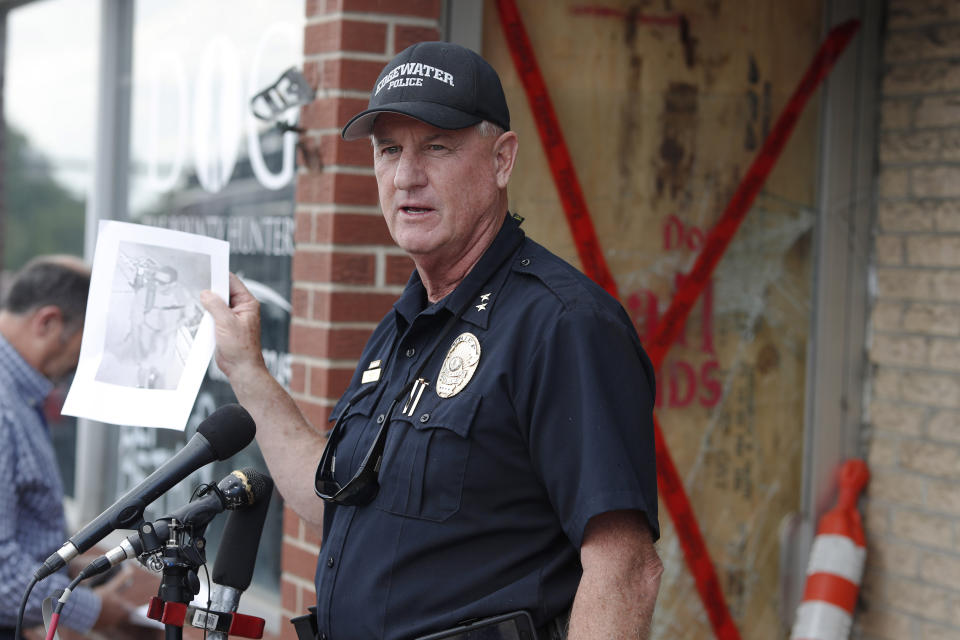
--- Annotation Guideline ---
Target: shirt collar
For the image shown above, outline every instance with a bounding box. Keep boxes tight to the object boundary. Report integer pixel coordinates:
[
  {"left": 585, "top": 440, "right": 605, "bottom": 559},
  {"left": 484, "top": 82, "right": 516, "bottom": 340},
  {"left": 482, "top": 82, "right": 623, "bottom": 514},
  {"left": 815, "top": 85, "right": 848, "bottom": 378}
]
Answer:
[
  {"left": 393, "top": 213, "right": 525, "bottom": 329},
  {"left": 0, "top": 333, "right": 54, "bottom": 410}
]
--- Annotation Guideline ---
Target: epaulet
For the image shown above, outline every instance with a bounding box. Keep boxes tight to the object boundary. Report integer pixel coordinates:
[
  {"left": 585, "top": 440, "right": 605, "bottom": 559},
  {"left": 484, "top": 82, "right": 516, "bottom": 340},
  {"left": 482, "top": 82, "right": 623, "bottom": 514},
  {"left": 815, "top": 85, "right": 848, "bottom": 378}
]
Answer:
[{"left": 511, "top": 239, "right": 611, "bottom": 311}]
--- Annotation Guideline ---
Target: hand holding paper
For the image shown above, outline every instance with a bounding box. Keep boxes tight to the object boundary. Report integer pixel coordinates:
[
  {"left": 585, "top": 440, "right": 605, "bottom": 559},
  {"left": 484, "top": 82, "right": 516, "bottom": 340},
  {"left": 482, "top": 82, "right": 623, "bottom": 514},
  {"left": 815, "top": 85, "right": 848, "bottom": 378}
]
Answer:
[
  {"left": 62, "top": 221, "right": 229, "bottom": 431},
  {"left": 199, "top": 273, "right": 266, "bottom": 380}
]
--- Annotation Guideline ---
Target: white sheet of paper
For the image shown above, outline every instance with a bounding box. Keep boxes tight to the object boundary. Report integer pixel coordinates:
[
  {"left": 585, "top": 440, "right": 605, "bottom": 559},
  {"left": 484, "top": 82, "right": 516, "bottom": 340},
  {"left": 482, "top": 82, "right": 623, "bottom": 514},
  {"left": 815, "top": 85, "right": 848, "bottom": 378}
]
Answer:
[{"left": 63, "top": 220, "right": 229, "bottom": 430}]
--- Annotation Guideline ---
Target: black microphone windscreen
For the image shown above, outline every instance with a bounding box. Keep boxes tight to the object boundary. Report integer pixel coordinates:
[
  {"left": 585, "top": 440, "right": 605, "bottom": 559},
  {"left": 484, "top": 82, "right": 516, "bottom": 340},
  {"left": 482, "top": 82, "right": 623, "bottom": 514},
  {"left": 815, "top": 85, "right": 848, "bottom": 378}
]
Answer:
[
  {"left": 198, "top": 404, "right": 256, "bottom": 460},
  {"left": 212, "top": 472, "right": 274, "bottom": 591},
  {"left": 238, "top": 468, "right": 272, "bottom": 503}
]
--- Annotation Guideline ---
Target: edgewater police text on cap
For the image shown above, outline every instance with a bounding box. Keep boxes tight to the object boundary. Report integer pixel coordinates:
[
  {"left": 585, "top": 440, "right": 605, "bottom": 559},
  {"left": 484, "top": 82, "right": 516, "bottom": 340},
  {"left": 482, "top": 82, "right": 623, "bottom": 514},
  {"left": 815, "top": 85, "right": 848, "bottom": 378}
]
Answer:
[{"left": 376, "top": 63, "right": 455, "bottom": 95}]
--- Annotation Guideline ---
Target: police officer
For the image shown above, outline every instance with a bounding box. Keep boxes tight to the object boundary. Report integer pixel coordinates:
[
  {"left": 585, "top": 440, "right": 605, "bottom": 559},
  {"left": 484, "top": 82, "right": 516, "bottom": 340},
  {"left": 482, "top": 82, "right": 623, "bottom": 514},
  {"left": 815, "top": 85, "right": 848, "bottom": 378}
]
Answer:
[{"left": 202, "top": 41, "right": 662, "bottom": 640}]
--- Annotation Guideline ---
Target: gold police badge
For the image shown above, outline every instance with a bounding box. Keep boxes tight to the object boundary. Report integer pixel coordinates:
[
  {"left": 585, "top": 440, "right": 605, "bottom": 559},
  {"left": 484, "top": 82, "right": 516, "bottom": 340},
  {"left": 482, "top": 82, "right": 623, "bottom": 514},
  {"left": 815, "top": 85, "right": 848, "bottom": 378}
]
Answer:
[{"left": 436, "top": 332, "right": 481, "bottom": 398}]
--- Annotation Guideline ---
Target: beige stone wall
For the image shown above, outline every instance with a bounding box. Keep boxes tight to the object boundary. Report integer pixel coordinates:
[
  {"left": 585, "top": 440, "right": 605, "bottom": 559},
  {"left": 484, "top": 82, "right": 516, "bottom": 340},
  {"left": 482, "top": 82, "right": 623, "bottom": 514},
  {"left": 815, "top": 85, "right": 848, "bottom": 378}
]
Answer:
[{"left": 860, "top": 1, "right": 960, "bottom": 638}]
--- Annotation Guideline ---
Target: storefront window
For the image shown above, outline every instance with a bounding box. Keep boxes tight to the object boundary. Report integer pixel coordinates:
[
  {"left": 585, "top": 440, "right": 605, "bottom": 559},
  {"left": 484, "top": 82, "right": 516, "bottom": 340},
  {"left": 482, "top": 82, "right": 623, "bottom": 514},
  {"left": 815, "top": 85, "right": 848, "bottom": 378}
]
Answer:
[
  {"left": 5, "top": 0, "right": 302, "bottom": 607},
  {"left": 4, "top": 0, "right": 99, "bottom": 497},
  {"left": 118, "top": 0, "right": 303, "bottom": 596}
]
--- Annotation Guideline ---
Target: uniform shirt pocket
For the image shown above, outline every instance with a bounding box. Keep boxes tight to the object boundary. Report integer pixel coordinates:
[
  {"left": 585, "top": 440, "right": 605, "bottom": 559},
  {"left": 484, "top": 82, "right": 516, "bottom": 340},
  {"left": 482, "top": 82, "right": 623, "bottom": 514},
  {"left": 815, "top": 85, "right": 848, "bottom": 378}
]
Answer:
[
  {"left": 375, "top": 390, "right": 481, "bottom": 522},
  {"left": 326, "top": 383, "right": 388, "bottom": 487}
]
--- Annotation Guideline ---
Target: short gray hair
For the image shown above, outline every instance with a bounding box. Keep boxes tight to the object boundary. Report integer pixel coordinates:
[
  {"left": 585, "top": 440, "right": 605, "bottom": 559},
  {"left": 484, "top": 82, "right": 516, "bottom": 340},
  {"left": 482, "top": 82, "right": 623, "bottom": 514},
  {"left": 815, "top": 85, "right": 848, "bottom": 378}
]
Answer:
[
  {"left": 475, "top": 120, "right": 505, "bottom": 138},
  {"left": 2, "top": 256, "right": 90, "bottom": 333}
]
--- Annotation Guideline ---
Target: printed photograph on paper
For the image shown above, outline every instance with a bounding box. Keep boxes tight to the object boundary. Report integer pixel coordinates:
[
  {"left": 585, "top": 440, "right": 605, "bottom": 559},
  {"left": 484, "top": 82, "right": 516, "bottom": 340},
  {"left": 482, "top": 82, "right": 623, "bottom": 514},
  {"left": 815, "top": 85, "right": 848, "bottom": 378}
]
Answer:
[
  {"left": 62, "top": 220, "right": 229, "bottom": 430},
  {"left": 95, "top": 242, "right": 210, "bottom": 391}
]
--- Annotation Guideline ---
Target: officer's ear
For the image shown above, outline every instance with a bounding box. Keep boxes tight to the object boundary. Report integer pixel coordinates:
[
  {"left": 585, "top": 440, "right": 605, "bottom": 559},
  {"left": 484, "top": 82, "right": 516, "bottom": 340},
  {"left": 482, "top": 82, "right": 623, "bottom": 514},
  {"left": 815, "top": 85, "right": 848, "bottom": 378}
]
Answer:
[{"left": 493, "top": 131, "right": 519, "bottom": 189}]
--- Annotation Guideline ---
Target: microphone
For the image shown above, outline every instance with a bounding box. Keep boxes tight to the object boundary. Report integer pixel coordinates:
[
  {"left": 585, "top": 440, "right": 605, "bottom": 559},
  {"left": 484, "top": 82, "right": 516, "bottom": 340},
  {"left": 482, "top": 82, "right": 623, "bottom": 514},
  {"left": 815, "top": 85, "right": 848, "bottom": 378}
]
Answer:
[
  {"left": 77, "top": 468, "right": 273, "bottom": 580},
  {"left": 164, "top": 467, "right": 272, "bottom": 530},
  {"left": 205, "top": 472, "right": 274, "bottom": 640},
  {"left": 35, "top": 404, "right": 256, "bottom": 580}
]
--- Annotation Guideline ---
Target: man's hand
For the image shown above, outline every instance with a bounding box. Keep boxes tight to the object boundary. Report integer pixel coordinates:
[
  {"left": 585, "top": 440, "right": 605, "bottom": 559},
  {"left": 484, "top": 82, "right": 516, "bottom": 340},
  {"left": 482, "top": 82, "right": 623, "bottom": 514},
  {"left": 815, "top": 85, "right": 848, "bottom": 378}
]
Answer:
[
  {"left": 199, "top": 272, "right": 266, "bottom": 380},
  {"left": 92, "top": 565, "right": 136, "bottom": 629},
  {"left": 567, "top": 510, "right": 663, "bottom": 639},
  {"left": 87, "top": 565, "right": 164, "bottom": 639}
]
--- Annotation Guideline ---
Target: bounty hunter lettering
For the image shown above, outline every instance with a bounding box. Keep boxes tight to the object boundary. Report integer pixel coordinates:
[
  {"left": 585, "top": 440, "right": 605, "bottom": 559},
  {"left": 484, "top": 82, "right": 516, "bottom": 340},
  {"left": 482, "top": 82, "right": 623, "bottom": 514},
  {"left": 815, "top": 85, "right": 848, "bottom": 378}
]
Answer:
[{"left": 375, "top": 62, "right": 455, "bottom": 95}]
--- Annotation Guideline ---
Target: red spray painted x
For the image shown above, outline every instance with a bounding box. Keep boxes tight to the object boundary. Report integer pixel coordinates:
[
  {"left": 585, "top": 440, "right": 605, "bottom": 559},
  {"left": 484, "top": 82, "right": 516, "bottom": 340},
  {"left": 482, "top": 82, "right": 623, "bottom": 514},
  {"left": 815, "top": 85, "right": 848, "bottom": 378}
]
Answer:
[{"left": 495, "top": 2, "right": 860, "bottom": 637}]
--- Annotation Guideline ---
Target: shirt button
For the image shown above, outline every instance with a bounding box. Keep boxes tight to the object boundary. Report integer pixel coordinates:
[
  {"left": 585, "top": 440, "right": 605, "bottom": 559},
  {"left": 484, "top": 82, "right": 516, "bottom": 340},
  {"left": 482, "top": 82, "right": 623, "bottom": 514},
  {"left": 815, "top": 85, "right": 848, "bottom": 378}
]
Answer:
[
  {"left": 419, "top": 413, "right": 430, "bottom": 423},
  {"left": 520, "top": 258, "right": 531, "bottom": 266},
  {"left": 319, "top": 634, "right": 327, "bottom": 640},
  {"left": 406, "top": 347, "right": 416, "bottom": 358},
  {"left": 327, "top": 555, "right": 335, "bottom": 568},
  {"left": 376, "top": 414, "right": 385, "bottom": 424}
]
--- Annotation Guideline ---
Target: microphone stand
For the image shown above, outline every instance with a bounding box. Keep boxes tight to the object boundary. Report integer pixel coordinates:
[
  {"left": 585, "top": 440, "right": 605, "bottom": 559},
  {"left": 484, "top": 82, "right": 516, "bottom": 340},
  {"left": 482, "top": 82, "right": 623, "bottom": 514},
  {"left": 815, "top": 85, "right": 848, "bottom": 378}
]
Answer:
[
  {"left": 149, "top": 518, "right": 207, "bottom": 640},
  {"left": 136, "top": 512, "right": 268, "bottom": 640}
]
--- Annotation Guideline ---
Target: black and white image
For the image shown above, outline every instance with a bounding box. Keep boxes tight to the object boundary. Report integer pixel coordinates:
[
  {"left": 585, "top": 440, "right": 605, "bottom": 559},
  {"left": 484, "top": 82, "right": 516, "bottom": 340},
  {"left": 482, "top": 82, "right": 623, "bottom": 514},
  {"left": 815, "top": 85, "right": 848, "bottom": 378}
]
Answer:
[
  {"left": 95, "top": 242, "right": 210, "bottom": 390},
  {"left": 63, "top": 220, "right": 228, "bottom": 430}
]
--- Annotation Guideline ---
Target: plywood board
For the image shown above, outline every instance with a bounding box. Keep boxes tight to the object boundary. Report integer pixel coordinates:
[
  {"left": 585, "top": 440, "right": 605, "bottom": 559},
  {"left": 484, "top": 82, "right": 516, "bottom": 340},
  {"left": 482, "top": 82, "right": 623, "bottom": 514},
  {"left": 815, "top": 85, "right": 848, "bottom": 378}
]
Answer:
[{"left": 484, "top": 1, "right": 823, "bottom": 637}]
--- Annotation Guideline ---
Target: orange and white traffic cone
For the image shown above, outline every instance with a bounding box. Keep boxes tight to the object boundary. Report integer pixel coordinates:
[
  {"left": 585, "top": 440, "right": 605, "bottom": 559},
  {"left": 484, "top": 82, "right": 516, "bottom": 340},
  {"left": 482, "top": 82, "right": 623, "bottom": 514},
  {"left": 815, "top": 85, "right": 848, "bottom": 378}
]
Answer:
[{"left": 790, "top": 459, "right": 870, "bottom": 640}]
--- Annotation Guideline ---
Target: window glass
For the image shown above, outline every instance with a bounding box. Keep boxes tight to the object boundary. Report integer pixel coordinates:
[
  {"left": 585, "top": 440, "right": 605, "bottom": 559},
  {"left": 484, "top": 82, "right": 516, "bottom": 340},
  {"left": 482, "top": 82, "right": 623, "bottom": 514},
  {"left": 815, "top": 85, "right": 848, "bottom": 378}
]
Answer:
[
  {"left": 4, "top": 0, "right": 99, "bottom": 497},
  {"left": 118, "top": 0, "right": 304, "bottom": 595}
]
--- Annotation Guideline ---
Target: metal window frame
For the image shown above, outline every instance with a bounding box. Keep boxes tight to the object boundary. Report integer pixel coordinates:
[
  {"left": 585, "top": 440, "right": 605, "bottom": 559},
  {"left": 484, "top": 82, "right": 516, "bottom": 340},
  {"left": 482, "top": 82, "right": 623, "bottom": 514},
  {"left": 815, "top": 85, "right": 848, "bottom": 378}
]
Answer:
[
  {"left": 73, "top": 0, "right": 134, "bottom": 526},
  {"left": 803, "top": 0, "right": 881, "bottom": 516},
  {"left": 444, "top": 0, "right": 484, "bottom": 52},
  {"left": 780, "top": 0, "right": 881, "bottom": 626},
  {"left": 805, "top": 0, "right": 880, "bottom": 553}
]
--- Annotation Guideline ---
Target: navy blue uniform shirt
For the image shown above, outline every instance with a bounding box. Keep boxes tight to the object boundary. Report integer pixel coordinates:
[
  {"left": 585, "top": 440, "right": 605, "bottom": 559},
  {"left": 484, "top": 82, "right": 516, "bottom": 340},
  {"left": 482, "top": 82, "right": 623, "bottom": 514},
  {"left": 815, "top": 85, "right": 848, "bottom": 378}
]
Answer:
[{"left": 316, "top": 214, "right": 658, "bottom": 640}]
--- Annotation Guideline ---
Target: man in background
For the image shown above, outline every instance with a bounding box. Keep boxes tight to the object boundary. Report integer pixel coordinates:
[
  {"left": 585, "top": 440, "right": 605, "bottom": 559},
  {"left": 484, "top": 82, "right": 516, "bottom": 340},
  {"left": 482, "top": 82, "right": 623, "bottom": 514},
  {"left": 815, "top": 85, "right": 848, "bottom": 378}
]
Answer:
[{"left": 0, "top": 256, "right": 132, "bottom": 639}]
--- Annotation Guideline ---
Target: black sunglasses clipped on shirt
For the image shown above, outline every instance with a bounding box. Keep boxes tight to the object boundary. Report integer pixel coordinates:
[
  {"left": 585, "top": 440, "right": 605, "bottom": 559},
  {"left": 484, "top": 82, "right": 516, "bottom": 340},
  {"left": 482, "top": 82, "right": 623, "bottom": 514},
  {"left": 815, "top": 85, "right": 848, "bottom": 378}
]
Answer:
[
  {"left": 314, "top": 259, "right": 499, "bottom": 508},
  {"left": 314, "top": 382, "right": 411, "bottom": 507}
]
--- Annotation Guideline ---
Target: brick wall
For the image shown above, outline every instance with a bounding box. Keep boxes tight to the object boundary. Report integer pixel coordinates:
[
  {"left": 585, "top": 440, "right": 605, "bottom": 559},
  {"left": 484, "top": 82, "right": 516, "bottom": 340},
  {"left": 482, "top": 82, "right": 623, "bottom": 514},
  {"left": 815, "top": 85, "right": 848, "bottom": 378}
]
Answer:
[
  {"left": 860, "top": 1, "right": 960, "bottom": 638},
  {"left": 277, "top": 2, "right": 442, "bottom": 637}
]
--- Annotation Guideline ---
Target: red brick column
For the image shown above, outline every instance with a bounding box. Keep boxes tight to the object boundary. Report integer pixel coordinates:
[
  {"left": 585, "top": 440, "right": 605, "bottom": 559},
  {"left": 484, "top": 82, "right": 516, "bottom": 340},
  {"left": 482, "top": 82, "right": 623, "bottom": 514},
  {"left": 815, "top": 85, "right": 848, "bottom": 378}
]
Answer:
[{"left": 279, "top": 2, "right": 441, "bottom": 636}]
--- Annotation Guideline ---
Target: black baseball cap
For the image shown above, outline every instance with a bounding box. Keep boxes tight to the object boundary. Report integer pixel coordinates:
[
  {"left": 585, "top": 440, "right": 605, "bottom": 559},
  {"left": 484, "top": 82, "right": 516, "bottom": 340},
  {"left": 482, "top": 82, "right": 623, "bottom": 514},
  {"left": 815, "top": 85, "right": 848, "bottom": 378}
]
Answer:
[{"left": 341, "top": 41, "right": 510, "bottom": 140}]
